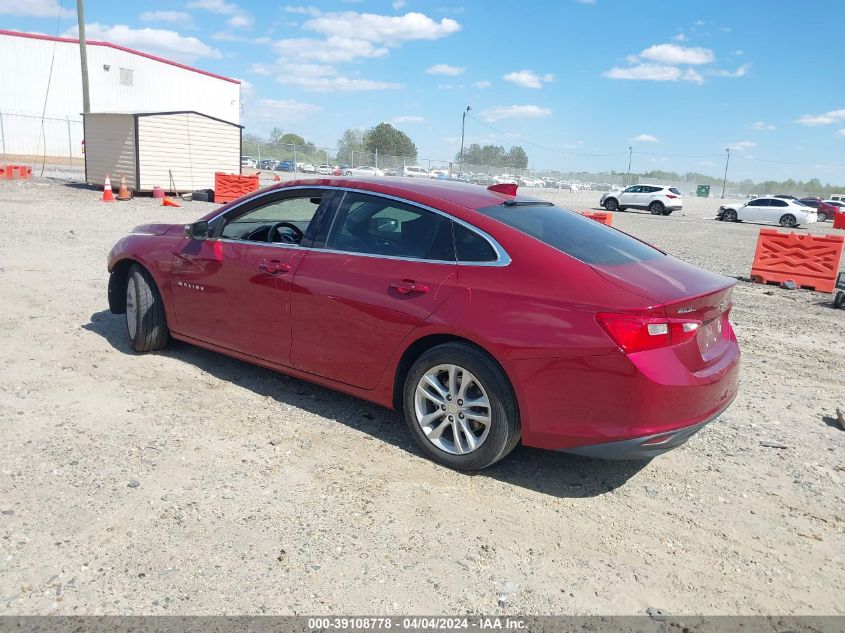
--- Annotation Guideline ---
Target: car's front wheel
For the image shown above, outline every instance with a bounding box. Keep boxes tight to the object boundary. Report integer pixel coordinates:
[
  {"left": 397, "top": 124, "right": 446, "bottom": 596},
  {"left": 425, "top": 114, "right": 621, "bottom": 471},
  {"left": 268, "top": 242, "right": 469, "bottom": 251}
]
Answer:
[
  {"left": 403, "top": 343, "right": 520, "bottom": 471},
  {"left": 649, "top": 201, "right": 665, "bottom": 215},
  {"left": 603, "top": 197, "right": 618, "bottom": 211},
  {"left": 125, "top": 264, "right": 169, "bottom": 353},
  {"left": 779, "top": 214, "right": 798, "bottom": 228},
  {"left": 723, "top": 209, "right": 738, "bottom": 222}
]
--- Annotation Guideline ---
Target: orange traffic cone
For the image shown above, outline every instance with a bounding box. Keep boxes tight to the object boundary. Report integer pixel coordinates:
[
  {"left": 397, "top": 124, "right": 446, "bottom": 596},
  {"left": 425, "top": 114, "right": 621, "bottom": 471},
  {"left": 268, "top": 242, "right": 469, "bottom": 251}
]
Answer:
[
  {"left": 162, "top": 196, "right": 181, "bottom": 208},
  {"left": 117, "top": 174, "right": 131, "bottom": 200},
  {"left": 102, "top": 175, "right": 115, "bottom": 202}
]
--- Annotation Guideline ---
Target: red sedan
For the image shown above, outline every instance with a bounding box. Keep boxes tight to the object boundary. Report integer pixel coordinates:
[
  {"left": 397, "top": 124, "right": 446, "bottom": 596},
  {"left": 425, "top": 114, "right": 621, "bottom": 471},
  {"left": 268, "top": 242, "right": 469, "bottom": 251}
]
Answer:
[{"left": 107, "top": 178, "right": 740, "bottom": 470}]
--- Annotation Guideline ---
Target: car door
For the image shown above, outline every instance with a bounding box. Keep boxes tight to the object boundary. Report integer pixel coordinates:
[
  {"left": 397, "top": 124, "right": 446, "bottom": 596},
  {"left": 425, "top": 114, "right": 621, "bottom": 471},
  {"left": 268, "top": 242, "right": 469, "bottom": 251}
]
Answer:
[
  {"left": 741, "top": 198, "right": 767, "bottom": 222},
  {"left": 289, "top": 190, "right": 458, "bottom": 390},
  {"left": 618, "top": 186, "right": 641, "bottom": 207},
  {"left": 767, "top": 198, "right": 790, "bottom": 224},
  {"left": 170, "top": 189, "right": 331, "bottom": 364}
]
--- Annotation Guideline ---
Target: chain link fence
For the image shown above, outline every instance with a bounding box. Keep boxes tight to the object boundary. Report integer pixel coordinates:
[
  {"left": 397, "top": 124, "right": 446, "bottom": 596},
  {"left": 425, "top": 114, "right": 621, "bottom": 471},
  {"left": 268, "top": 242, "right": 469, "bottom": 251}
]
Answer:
[{"left": 0, "top": 111, "right": 85, "bottom": 179}]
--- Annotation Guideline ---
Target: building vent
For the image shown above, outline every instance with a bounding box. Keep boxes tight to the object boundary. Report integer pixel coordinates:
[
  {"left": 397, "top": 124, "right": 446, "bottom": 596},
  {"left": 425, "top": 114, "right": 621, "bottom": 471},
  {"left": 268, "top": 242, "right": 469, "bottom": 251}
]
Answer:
[{"left": 119, "top": 68, "right": 134, "bottom": 86}]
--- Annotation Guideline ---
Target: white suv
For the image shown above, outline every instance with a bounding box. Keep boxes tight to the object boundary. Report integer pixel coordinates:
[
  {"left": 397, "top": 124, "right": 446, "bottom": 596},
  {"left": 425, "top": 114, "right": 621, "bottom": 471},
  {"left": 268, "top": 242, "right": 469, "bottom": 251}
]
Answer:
[{"left": 600, "top": 184, "right": 683, "bottom": 215}]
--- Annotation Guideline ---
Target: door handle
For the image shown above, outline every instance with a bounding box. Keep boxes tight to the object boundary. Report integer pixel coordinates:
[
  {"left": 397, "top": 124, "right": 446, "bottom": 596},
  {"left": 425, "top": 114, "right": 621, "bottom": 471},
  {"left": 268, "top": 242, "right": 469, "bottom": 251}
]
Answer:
[
  {"left": 390, "top": 280, "right": 429, "bottom": 295},
  {"left": 258, "top": 259, "right": 291, "bottom": 274}
]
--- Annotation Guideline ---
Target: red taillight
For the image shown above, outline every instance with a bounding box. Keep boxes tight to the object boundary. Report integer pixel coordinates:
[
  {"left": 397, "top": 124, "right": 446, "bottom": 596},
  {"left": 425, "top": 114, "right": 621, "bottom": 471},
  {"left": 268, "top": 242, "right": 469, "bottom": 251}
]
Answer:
[
  {"left": 666, "top": 194, "right": 679, "bottom": 199},
  {"left": 596, "top": 312, "right": 701, "bottom": 353}
]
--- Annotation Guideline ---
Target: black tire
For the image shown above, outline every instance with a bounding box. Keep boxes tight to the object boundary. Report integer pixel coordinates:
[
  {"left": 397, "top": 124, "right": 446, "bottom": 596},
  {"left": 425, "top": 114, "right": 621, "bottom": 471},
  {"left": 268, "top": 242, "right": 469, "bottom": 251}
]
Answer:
[
  {"left": 662, "top": 209, "right": 673, "bottom": 216},
  {"left": 402, "top": 342, "right": 520, "bottom": 471},
  {"left": 834, "top": 291, "right": 845, "bottom": 309},
  {"left": 779, "top": 214, "right": 797, "bottom": 228},
  {"left": 649, "top": 201, "right": 665, "bottom": 215},
  {"left": 125, "top": 264, "right": 170, "bottom": 353},
  {"left": 817, "top": 211, "right": 828, "bottom": 222},
  {"left": 723, "top": 209, "right": 738, "bottom": 222},
  {"left": 603, "top": 197, "right": 618, "bottom": 211}
]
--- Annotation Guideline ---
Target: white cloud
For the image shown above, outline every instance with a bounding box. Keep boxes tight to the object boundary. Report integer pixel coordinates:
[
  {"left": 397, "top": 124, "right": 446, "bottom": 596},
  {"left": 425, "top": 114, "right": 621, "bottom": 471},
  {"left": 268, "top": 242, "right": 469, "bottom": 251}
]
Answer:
[
  {"left": 213, "top": 32, "right": 270, "bottom": 43},
  {"left": 303, "top": 11, "right": 461, "bottom": 44},
  {"left": 0, "top": 0, "right": 62, "bottom": 17},
  {"left": 248, "top": 62, "right": 272, "bottom": 75},
  {"left": 503, "top": 70, "right": 554, "bottom": 89},
  {"left": 279, "top": 75, "right": 402, "bottom": 92},
  {"left": 731, "top": 49, "right": 744, "bottom": 56},
  {"left": 671, "top": 32, "right": 687, "bottom": 42},
  {"left": 575, "top": 0, "right": 596, "bottom": 4},
  {"left": 391, "top": 115, "right": 424, "bottom": 124},
  {"left": 140, "top": 11, "right": 192, "bottom": 24},
  {"left": 426, "top": 63, "right": 465, "bottom": 76},
  {"left": 65, "top": 23, "right": 221, "bottom": 63},
  {"left": 247, "top": 98, "right": 322, "bottom": 121},
  {"left": 682, "top": 68, "right": 704, "bottom": 84},
  {"left": 274, "top": 36, "right": 388, "bottom": 63},
  {"left": 284, "top": 6, "right": 322, "bottom": 16},
  {"left": 728, "top": 141, "right": 756, "bottom": 151},
  {"left": 603, "top": 63, "right": 683, "bottom": 82},
  {"left": 227, "top": 14, "right": 253, "bottom": 28},
  {"left": 186, "top": 0, "right": 237, "bottom": 14},
  {"left": 392, "top": 0, "right": 406, "bottom": 8},
  {"left": 710, "top": 63, "right": 751, "bottom": 78},
  {"left": 837, "top": 129, "right": 845, "bottom": 137},
  {"left": 479, "top": 105, "right": 552, "bottom": 122},
  {"left": 797, "top": 108, "right": 845, "bottom": 126},
  {"left": 750, "top": 121, "right": 775, "bottom": 131},
  {"left": 639, "top": 43, "right": 715, "bottom": 65},
  {"left": 471, "top": 80, "right": 491, "bottom": 89},
  {"left": 629, "top": 134, "right": 659, "bottom": 143}
]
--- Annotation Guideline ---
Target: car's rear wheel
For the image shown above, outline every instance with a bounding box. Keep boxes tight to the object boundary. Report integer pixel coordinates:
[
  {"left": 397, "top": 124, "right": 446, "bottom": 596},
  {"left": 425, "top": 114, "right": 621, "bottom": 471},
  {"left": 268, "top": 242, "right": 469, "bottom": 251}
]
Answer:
[
  {"left": 649, "top": 201, "right": 665, "bottom": 215},
  {"left": 125, "top": 264, "right": 169, "bottom": 353},
  {"left": 835, "top": 291, "right": 845, "bottom": 309},
  {"left": 817, "top": 211, "right": 828, "bottom": 222},
  {"left": 723, "top": 209, "right": 738, "bottom": 222},
  {"left": 403, "top": 343, "right": 519, "bottom": 471},
  {"left": 779, "top": 214, "right": 797, "bottom": 228},
  {"left": 603, "top": 197, "right": 618, "bottom": 211}
]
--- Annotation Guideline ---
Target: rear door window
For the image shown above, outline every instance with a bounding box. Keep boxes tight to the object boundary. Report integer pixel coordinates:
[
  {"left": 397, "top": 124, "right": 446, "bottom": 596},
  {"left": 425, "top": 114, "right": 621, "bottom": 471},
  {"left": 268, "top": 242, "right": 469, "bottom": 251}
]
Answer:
[
  {"left": 669, "top": 188, "right": 682, "bottom": 195},
  {"left": 476, "top": 204, "right": 662, "bottom": 266}
]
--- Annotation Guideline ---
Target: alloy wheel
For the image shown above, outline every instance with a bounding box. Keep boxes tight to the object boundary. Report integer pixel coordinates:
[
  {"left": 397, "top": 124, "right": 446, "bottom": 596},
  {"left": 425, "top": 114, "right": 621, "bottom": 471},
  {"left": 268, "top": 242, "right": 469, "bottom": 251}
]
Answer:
[
  {"left": 126, "top": 281, "right": 138, "bottom": 341},
  {"left": 414, "top": 364, "right": 491, "bottom": 455}
]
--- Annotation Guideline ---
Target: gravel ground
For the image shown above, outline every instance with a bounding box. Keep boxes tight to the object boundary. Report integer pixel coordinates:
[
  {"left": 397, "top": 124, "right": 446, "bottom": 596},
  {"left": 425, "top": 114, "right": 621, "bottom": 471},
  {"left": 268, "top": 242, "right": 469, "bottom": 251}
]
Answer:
[{"left": 0, "top": 176, "right": 843, "bottom": 615}]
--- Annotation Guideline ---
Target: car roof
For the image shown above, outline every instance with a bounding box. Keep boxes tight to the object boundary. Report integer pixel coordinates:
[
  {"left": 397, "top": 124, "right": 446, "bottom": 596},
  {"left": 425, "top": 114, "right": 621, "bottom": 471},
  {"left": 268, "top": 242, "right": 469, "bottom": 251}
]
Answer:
[{"left": 262, "top": 177, "right": 547, "bottom": 211}]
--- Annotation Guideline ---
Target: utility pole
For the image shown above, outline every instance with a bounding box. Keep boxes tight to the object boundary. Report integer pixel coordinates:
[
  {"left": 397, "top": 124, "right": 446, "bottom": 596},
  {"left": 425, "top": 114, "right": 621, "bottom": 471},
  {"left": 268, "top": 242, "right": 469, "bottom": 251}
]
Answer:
[
  {"left": 626, "top": 146, "right": 632, "bottom": 186},
  {"left": 77, "top": 0, "right": 91, "bottom": 114},
  {"left": 721, "top": 147, "right": 731, "bottom": 199},
  {"left": 459, "top": 105, "right": 471, "bottom": 174}
]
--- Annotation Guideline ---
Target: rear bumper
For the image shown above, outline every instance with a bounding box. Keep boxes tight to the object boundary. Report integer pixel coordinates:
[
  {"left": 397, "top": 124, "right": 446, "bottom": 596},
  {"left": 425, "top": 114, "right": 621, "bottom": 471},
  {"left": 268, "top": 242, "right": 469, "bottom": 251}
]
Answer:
[{"left": 559, "top": 404, "right": 727, "bottom": 460}]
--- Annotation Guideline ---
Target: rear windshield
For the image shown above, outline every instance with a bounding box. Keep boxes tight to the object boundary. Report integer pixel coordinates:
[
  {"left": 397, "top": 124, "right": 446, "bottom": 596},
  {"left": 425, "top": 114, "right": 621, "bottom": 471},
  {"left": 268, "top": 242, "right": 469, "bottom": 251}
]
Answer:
[
  {"left": 669, "top": 187, "right": 682, "bottom": 195},
  {"left": 476, "top": 204, "right": 663, "bottom": 266}
]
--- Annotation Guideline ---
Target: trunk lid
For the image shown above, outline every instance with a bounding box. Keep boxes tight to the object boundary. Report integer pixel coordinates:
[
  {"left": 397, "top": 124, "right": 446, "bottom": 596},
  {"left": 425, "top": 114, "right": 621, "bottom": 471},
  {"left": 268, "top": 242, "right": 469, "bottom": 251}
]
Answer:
[{"left": 592, "top": 255, "right": 736, "bottom": 371}]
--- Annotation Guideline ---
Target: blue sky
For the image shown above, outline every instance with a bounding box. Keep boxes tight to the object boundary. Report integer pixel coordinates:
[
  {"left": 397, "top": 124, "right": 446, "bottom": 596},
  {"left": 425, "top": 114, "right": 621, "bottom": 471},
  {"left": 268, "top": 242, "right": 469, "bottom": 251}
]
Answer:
[{"left": 3, "top": 0, "right": 845, "bottom": 181}]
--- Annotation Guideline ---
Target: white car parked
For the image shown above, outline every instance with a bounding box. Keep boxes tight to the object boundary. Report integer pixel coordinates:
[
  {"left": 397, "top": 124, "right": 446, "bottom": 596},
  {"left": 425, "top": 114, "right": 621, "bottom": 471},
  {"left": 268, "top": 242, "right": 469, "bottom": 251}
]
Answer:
[
  {"left": 717, "top": 197, "right": 818, "bottom": 228},
  {"left": 400, "top": 165, "right": 430, "bottom": 178},
  {"left": 343, "top": 165, "right": 384, "bottom": 177},
  {"left": 600, "top": 184, "right": 683, "bottom": 215},
  {"left": 316, "top": 164, "right": 332, "bottom": 175}
]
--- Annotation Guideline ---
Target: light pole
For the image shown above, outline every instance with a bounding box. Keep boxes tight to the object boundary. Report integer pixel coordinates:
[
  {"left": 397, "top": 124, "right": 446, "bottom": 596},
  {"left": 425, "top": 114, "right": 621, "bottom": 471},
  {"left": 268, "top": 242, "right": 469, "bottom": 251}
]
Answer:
[
  {"left": 721, "top": 147, "right": 731, "bottom": 199},
  {"left": 459, "top": 105, "right": 471, "bottom": 174},
  {"left": 626, "top": 146, "right": 632, "bottom": 186},
  {"left": 77, "top": 0, "right": 90, "bottom": 113}
]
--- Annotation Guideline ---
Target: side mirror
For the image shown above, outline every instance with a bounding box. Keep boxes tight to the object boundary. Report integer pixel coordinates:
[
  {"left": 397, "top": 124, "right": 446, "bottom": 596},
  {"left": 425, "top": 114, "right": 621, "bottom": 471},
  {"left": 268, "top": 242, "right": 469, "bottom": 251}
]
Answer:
[{"left": 185, "top": 221, "right": 210, "bottom": 240}]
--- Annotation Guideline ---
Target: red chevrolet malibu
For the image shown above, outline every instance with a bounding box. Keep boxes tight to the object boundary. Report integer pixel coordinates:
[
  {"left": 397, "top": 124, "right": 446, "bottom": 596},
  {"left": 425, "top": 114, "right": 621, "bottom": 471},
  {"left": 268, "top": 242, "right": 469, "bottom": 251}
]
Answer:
[{"left": 107, "top": 178, "right": 740, "bottom": 470}]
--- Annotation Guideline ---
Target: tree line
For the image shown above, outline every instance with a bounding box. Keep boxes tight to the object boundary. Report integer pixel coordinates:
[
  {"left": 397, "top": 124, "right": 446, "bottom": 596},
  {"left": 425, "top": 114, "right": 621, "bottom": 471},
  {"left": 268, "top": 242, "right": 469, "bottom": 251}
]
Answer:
[{"left": 634, "top": 170, "right": 844, "bottom": 197}]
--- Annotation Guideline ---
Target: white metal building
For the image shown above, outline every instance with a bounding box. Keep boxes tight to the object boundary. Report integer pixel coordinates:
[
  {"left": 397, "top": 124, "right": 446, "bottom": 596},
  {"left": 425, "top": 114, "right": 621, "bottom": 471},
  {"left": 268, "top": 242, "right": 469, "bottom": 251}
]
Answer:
[
  {"left": 83, "top": 111, "right": 242, "bottom": 192},
  {"left": 0, "top": 29, "right": 240, "bottom": 162}
]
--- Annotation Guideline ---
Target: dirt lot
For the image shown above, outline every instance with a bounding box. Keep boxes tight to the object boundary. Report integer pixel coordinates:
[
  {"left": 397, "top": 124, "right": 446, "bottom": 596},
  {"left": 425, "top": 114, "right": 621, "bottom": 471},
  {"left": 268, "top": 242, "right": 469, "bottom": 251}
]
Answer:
[{"left": 1, "top": 177, "right": 843, "bottom": 615}]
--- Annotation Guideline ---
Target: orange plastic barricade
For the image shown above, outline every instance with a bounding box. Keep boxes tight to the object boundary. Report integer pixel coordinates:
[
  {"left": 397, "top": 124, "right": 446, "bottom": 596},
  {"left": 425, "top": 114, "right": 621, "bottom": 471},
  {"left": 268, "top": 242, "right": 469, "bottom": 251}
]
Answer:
[
  {"left": 581, "top": 210, "right": 613, "bottom": 225},
  {"left": 1, "top": 164, "right": 33, "bottom": 180},
  {"left": 15, "top": 166, "right": 32, "bottom": 179},
  {"left": 834, "top": 212, "right": 845, "bottom": 230},
  {"left": 750, "top": 229, "right": 844, "bottom": 293},
  {"left": 214, "top": 172, "right": 260, "bottom": 204}
]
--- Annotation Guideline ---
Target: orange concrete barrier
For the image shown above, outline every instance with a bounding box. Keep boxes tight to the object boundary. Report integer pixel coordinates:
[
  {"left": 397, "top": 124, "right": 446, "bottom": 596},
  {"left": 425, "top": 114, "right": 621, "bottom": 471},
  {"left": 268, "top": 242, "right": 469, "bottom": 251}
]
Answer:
[
  {"left": 581, "top": 210, "right": 613, "bottom": 225},
  {"left": 750, "top": 229, "right": 844, "bottom": 293},
  {"left": 214, "top": 172, "right": 260, "bottom": 204}
]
